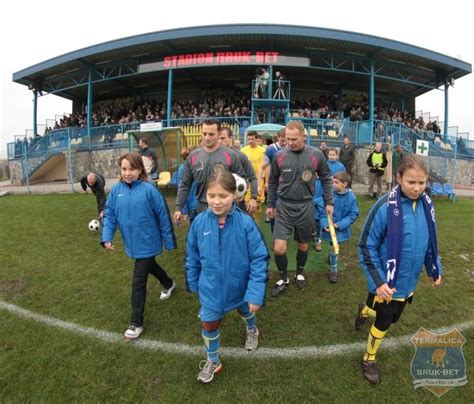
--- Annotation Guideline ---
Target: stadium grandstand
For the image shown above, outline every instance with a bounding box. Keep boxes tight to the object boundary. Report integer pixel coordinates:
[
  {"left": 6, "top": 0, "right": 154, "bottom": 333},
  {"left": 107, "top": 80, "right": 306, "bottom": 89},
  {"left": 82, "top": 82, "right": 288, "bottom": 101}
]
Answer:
[{"left": 7, "top": 24, "right": 472, "bottom": 186}]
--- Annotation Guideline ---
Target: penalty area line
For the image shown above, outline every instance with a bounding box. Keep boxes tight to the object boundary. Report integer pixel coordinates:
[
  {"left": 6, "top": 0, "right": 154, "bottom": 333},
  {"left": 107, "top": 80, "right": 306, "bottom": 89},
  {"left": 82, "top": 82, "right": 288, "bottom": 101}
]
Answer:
[{"left": 1, "top": 300, "right": 473, "bottom": 359}]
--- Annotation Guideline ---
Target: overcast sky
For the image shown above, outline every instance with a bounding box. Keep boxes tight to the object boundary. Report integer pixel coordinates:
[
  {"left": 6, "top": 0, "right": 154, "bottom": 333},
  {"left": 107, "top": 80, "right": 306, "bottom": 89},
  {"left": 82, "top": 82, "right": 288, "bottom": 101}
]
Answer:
[{"left": 1, "top": 0, "right": 472, "bottom": 158}]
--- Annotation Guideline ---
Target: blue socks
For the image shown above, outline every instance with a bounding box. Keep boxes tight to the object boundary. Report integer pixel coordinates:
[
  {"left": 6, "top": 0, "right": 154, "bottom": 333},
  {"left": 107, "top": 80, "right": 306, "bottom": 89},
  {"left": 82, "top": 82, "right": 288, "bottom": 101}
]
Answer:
[
  {"left": 240, "top": 309, "right": 256, "bottom": 331},
  {"left": 330, "top": 252, "right": 337, "bottom": 272},
  {"left": 201, "top": 328, "right": 220, "bottom": 363}
]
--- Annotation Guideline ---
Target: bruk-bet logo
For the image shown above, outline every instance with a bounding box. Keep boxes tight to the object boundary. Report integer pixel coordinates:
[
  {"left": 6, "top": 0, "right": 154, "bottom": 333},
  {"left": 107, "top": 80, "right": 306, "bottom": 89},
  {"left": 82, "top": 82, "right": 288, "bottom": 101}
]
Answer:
[{"left": 410, "top": 327, "right": 467, "bottom": 397}]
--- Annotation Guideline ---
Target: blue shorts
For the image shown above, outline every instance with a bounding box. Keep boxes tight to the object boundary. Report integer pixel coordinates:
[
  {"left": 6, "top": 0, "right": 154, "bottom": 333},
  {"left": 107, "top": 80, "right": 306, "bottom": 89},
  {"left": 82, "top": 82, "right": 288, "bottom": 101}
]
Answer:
[{"left": 199, "top": 302, "right": 250, "bottom": 322}]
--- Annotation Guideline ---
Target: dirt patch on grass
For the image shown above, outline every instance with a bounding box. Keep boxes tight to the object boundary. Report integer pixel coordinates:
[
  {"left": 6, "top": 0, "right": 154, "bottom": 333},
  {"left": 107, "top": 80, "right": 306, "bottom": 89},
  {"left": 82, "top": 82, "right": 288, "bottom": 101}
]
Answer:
[{"left": 0, "top": 278, "right": 25, "bottom": 296}]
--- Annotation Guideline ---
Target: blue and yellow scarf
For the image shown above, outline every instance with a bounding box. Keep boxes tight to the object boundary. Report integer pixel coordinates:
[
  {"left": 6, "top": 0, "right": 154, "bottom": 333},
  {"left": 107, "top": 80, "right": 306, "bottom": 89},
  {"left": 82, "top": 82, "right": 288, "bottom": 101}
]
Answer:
[{"left": 386, "top": 184, "right": 440, "bottom": 288}]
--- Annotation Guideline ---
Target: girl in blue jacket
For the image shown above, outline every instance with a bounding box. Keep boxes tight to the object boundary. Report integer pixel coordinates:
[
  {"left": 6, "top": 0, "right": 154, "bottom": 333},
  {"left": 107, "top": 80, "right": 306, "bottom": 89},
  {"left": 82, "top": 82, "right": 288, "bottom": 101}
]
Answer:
[
  {"left": 319, "top": 171, "right": 359, "bottom": 283},
  {"left": 356, "top": 154, "right": 442, "bottom": 384},
  {"left": 186, "top": 168, "right": 269, "bottom": 384},
  {"left": 102, "top": 152, "right": 176, "bottom": 340}
]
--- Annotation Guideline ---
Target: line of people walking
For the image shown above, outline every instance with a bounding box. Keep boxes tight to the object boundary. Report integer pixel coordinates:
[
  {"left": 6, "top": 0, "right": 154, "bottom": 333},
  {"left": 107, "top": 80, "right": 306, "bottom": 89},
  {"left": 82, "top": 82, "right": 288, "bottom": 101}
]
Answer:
[{"left": 96, "top": 119, "right": 442, "bottom": 386}]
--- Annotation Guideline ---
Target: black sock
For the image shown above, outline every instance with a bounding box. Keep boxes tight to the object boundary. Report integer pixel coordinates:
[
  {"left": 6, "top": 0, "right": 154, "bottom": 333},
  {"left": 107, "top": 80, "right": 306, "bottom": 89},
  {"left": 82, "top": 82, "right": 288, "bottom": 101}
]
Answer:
[
  {"left": 274, "top": 254, "right": 288, "bottom": 282},
  {"left": 296, "top": 249, "right": 308, "bottom": 275}
]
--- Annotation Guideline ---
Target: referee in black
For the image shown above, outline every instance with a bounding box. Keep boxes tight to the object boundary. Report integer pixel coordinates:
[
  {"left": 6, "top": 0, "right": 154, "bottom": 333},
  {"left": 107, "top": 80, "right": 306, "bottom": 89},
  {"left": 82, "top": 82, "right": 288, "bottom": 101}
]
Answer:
[{"left": 266, "top": 121, "right": 333, "bottom": 296}]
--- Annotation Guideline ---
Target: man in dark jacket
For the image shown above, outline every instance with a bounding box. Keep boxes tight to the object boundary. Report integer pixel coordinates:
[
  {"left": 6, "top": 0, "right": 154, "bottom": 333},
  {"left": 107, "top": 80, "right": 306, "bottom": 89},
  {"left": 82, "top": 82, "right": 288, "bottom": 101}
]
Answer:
[
  {"left": 138, "top": 137, "right": 159, "bottom": 180},
  {"left": 339, "top": 137, "right": 355, "bottom": 180},
  {"left": 81, "top": 172, "right": 106, "bottom": 219}
]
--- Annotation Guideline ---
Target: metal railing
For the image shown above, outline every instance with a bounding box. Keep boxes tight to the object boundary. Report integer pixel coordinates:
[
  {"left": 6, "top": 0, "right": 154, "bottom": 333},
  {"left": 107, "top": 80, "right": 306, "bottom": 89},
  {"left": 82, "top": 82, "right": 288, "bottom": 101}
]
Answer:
[{"left": 7, "top": 115, "right": 471, "bottom": 186}]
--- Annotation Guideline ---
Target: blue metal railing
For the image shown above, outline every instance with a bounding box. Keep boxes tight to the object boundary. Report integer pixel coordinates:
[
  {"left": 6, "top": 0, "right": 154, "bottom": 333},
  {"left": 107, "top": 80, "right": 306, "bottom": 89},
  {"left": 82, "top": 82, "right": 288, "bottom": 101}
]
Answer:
[{"left": 7, "top": 114, "right": 471, "bottom": 185}]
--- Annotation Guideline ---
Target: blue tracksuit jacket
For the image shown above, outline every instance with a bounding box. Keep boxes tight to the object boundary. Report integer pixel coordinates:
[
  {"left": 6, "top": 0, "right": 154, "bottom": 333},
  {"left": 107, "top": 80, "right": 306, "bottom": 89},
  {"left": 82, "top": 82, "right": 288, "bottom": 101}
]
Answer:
[
  {"left": 319, "top": 189, "right": 359, "bottom": 243},
  {"left": 102, "top": 180, "right": 176, "bottom": 258},
  {"left": 358, "top": 194, "right": 443, "bottom": 298},
  {"left": 185, "top": 204, "right": 269, "bottom": 319}
]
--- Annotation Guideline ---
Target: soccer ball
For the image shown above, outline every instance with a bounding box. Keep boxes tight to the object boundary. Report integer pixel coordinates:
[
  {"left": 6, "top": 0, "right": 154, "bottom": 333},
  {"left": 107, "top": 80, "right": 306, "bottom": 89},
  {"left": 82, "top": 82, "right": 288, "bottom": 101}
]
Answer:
[
  {"left": 88, "top": 219, "right": 100, "bottom": 232},
  {"left": 232, "top": 173, "right": 248, "bottom": 199}
]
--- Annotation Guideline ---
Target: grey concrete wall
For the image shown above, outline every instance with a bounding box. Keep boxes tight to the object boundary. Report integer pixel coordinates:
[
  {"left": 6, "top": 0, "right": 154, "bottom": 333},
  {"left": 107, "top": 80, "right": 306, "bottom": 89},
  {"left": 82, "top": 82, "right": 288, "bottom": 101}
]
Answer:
[
  {"left": 0, "top": 159, "right": 10, "bottom": 180},
  {"left": 352, "top": 148, "right": 473, "bottom": 186},
  {"left": 71, "top": 148, "right": 129, "bottom": 181},
  {"left": 7, "top": 146, "right": 474, "bottom": 187}
]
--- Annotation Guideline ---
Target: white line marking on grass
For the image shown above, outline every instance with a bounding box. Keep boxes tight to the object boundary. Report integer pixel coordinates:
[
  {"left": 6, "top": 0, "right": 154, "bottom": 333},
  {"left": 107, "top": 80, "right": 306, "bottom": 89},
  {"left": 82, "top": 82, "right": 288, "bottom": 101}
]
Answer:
[{"left": 1, "top": 300, "right": 473, "bottom": 359}]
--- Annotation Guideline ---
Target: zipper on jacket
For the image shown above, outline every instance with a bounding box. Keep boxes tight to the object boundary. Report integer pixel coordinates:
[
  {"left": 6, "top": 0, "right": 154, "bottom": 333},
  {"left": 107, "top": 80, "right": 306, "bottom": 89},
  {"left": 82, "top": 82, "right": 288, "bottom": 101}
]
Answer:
[
  {"left": 218, "top": 215, "right": 224, "bottom": 308},
  {"left": 128, "top": 184, "right": 134, "bottom": 255}
]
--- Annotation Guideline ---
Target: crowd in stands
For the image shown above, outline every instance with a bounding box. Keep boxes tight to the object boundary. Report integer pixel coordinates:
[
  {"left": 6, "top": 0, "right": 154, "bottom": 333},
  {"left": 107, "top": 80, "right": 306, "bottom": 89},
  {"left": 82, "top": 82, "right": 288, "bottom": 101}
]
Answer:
[
  {"left": 40, "top": 91, "right": 442, "bottom": 138},
  {"left": 12, "top": 89, "right": 466, "bottom": 159}
]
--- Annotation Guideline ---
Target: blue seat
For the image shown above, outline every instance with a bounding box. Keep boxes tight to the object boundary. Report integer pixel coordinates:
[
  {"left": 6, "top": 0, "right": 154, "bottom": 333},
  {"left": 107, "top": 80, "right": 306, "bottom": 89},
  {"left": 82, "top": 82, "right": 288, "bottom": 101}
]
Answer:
[
  {"left": 431, "top": 182, "right": 444, "bottom": 195},
  {"left": 443, "top": 183, "right": 456, "bottom": 201}
]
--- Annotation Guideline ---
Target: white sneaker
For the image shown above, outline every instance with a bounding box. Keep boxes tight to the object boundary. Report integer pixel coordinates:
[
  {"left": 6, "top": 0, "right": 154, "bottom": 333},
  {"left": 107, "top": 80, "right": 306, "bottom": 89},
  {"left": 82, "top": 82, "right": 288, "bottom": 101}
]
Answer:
[
  {"left": 124, "top": 325, "right": 143, "bottom": 339},
  {"left": 160, "top": 280, "right": 176, "bottom": 300},
  {"left": 245, "top": 327, "right": 259, "bottom": 351}
]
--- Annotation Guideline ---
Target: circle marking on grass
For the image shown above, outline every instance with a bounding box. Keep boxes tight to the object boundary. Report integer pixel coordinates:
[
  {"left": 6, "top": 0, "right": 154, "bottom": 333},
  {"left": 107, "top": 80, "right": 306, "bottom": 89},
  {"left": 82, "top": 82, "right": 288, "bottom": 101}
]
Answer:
[{"left": 1, "top": 300, "right": 473, "bottom": 359}]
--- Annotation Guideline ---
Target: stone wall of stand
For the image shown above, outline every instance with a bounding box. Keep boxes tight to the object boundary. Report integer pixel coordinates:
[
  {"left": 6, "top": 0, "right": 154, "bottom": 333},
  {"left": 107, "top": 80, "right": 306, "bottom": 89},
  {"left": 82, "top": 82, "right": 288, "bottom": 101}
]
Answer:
[
  {"left": 351, "top": 148, "right": 472, "bottom": 187},
  {"left": 71, "top": 148, "right": 129, "bottom": 181}
]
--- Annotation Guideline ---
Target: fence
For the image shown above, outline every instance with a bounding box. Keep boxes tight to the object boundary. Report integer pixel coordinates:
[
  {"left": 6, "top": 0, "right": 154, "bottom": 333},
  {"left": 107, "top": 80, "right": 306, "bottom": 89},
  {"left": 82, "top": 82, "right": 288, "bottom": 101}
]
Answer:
[{"left": 7, "top": 115, "right": 473, "bottom": 187}]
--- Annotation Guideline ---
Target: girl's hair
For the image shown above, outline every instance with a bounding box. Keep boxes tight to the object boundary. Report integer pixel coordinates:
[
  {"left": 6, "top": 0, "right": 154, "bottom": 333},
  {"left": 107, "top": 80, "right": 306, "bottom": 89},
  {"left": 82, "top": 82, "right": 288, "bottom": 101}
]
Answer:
[
  {"left": 397, "top": 154, "right": 428, "bottom": 177},
  {"left": 207, "top": 167, "right": 236, "bottom": 194},
  {"left": 334, "top": 171, "right": 351, "bottom": 186},
  {"left": 118, "top": 151, "right": 148, "bottom": 181}
]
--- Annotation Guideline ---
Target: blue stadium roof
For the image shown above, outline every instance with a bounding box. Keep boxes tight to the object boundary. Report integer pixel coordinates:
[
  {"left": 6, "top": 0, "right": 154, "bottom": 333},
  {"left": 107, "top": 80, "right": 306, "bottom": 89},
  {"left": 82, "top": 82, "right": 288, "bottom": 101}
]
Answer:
[{"left": 13, "top": 24, "right": 472, "bottom": 101}]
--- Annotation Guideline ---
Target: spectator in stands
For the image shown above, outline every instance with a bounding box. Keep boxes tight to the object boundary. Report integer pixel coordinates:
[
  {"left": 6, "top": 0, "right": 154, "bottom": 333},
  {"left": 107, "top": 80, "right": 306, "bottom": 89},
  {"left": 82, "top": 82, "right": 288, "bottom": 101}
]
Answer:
[
  {"left": 254, "top": 68, "right": 263, "bottom": 98},
  {"left": 81, "top": 172, "right": 107, "bottom": 220},
  {"left": 138, "top": 137, "right": 159, "bottom": 181},
  {"left": 367, "top": 143, "right": 388, "bottom": 198},
  {"left": 339, "top": 137, "right": 355, "bottom": 181},
  {"left": 260, "top": 68, "right": 270, "bottom": 98}
]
